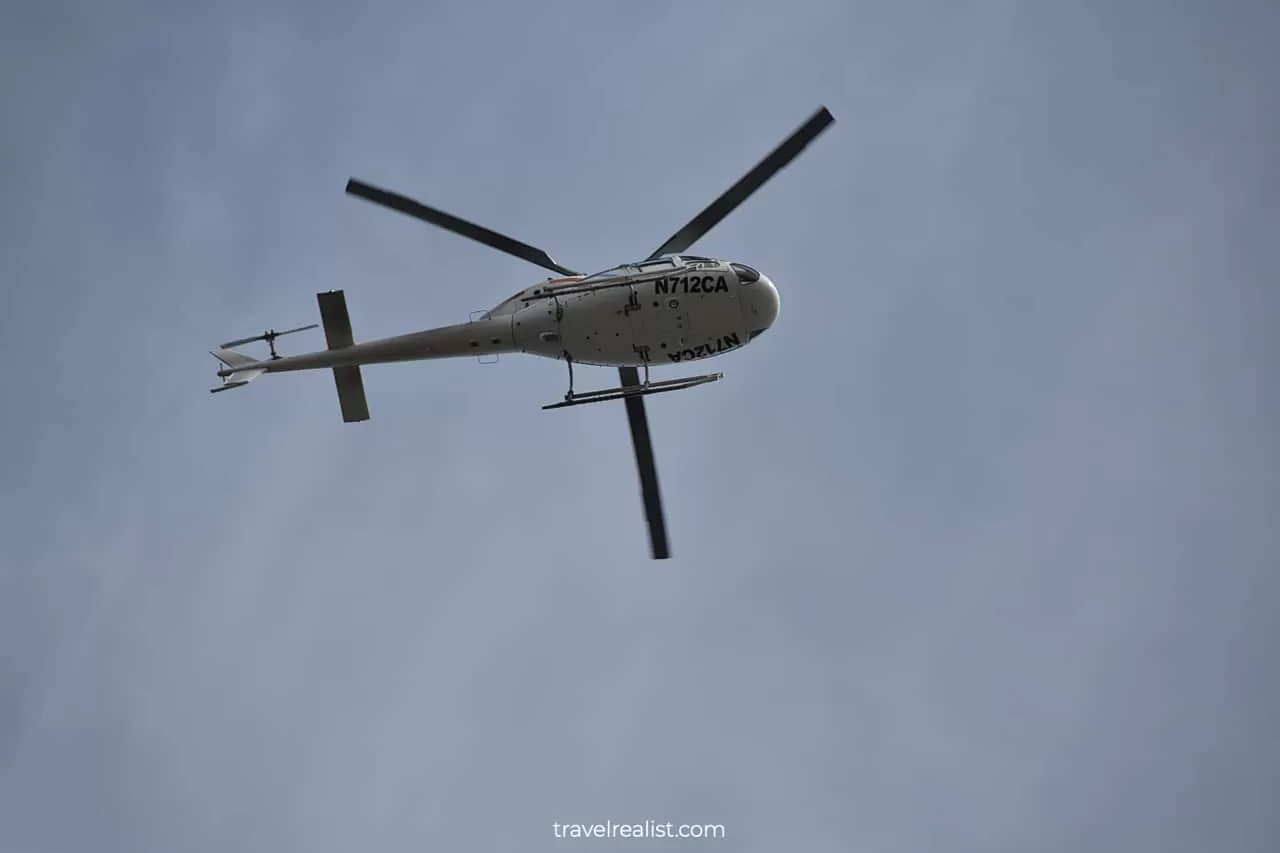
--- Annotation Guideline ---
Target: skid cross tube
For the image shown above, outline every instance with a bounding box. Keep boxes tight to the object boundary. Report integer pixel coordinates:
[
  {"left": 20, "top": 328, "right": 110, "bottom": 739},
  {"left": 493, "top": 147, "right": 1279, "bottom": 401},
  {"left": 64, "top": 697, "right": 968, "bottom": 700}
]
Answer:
[{"left": 542, "top": 373, "right": 723, "bottom": 410}]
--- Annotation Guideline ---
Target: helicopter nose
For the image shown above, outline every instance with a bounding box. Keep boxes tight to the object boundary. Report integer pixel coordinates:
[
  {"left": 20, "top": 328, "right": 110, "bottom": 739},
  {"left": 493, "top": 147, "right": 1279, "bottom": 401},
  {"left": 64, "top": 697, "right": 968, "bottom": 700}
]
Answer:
[{"left": 741, "top": 274, "right": 779, "bottom": 338}]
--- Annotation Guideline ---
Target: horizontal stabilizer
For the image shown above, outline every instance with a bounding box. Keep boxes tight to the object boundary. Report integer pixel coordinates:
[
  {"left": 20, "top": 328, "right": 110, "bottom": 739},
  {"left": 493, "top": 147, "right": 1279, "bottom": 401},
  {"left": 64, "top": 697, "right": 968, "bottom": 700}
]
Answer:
[
  {"left": 209, "top": 348, "right": 266, "bottom": 393},
  {"left": 211, "top": 347, "right": 259, "bottom": 369}
]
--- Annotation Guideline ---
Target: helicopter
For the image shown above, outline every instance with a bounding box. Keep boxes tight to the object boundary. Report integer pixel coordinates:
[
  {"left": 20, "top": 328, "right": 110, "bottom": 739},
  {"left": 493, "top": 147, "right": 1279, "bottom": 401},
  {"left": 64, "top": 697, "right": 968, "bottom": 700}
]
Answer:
[{"left": 210, "top": 105, "right": 835, "bottom": 560}]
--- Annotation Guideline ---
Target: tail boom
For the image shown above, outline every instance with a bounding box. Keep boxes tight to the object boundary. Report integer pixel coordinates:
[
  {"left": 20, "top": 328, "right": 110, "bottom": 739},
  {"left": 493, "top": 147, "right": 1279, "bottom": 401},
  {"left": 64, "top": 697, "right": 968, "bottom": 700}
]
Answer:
[{"left": 209, "top": 290, "right": 519, "bottom": 421}]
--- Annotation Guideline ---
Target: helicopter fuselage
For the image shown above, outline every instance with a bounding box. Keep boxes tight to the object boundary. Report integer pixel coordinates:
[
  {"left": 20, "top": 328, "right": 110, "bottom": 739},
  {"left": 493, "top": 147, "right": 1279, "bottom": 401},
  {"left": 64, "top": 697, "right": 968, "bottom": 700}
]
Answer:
[
  {"left": 213, "top": 256, "right": 778, "bottom": 378},
  {"left": 494, "top": 255, "right": 779, "bottom": 368}
]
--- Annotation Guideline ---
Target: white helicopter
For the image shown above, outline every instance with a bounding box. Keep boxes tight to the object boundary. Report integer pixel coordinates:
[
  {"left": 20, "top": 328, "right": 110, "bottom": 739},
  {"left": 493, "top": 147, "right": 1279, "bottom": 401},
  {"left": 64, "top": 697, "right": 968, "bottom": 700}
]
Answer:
[{"left": 211, "top": 106, "right": 835, "bottom": 559}]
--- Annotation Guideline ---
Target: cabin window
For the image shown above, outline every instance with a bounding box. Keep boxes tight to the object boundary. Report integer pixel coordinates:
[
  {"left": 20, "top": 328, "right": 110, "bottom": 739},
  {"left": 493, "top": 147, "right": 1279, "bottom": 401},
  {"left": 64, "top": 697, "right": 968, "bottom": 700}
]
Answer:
[{"left": 581, "top": 266, "right": 626, "bottom": 282}]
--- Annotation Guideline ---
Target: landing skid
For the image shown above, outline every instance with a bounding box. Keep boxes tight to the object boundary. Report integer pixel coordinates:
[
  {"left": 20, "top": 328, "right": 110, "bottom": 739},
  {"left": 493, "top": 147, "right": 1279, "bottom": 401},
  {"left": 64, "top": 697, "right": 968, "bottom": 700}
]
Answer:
[{"left": 543, "top": 373, "right": 723, "bottom": 410}]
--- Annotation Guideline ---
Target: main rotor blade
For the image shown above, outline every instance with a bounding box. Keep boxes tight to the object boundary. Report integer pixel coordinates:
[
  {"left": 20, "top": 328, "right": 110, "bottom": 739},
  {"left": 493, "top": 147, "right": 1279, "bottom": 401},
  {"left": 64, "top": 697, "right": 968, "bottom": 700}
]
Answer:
[
  {"left": 646, "top": 106, "right": 835, "bottom": 260},
  {"left": 345, "top": 179, "right": 582, "bottom": 277},
  {"left": 618, "top": 366, "right": 671, "bottom": 560}
]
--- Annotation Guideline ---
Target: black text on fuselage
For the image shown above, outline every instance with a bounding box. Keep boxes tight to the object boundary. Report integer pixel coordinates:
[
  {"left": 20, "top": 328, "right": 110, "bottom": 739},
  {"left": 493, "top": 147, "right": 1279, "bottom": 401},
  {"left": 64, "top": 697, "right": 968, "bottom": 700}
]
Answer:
[{"left": 653, "top": 275, "right": 729, "bottom": 295}]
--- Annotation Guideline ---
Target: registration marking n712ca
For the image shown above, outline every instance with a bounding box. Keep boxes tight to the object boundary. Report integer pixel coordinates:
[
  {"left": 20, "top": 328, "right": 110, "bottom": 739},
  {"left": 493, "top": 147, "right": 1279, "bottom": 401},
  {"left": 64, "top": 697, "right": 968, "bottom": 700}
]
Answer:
[{"left": 654, "top": 275, "right": 729, "bottom": 295}]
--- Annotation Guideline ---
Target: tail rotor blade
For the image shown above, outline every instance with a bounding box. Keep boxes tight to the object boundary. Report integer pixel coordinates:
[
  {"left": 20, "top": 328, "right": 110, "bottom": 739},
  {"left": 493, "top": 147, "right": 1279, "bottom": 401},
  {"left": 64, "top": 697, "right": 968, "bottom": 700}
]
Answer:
[
  {"left": 220, "top": 323, "right": 318, "bottom": 349},
  {"left": 275, "top": 323, "right": 319, "bottom": 337},
  {"left": 646, "top": 106, "right": 835, "bottom": 259},
  {"left": 618, "top": 366, "right": 671, "bottom": 560},
  {"left": 345, "top": 179, "right": 582, "bottom": 277},
  {"left": 220, "top": 334, "right": 266, "bottom": 348}
]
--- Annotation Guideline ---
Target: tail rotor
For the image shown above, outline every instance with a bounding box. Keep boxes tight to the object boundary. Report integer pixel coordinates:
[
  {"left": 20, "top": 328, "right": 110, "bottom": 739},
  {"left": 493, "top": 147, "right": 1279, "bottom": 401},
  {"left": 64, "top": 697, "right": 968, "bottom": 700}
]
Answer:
[{"left": 220, "top": 324, "right": 319, "bottom": 359}]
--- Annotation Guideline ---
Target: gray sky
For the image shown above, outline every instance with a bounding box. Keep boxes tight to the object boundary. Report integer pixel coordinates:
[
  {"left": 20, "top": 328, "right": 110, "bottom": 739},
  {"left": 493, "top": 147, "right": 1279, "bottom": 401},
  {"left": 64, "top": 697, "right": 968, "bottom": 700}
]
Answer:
[{"left": 2, "top": 1, "right": 1278, "bottom": 851}]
